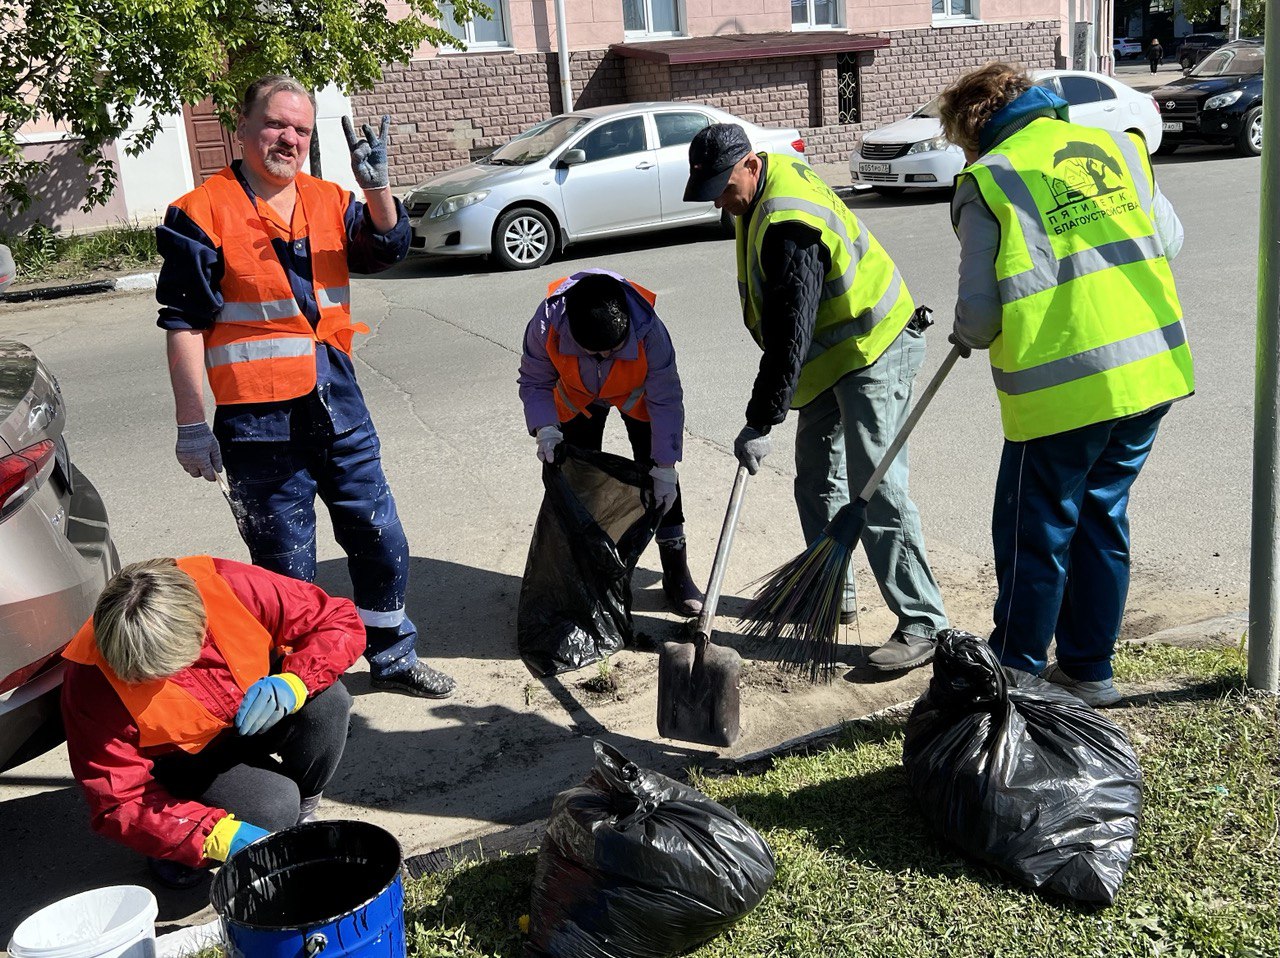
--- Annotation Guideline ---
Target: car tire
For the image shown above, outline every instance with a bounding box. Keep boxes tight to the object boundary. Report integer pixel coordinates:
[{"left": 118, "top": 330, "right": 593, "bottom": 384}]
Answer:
[
  {"left": 871, "top": 185, "right": 905, "bottom": 196},
  {"left": 719, "top": 208, "right": 736, "bottom": 238},
  {"left": 1154, "top": 140, "right": 1179, "bottom": 156},
  {"left": 492, "top": 207, "right": 556, "bottom": 270},
  {"left": 1235, "top": 106, "right": 1263, "bottom": 158}
]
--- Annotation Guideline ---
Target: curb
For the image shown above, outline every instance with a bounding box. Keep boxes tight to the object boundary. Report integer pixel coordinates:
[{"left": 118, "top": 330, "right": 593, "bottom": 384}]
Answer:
[{"left": 1, "top": 271, "right": 158, "bottom": 304}]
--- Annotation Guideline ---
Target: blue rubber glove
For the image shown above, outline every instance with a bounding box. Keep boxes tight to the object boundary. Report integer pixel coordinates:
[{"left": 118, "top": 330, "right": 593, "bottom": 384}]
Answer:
[
  {"left": 341, "top": 114, "right": 391, "bottom": 190},
  {"left": 227, "top": 821, "right": 270, "bottom": 859},
  {"left": 235, "top": 676, "right": 298, "bottom": 736}
]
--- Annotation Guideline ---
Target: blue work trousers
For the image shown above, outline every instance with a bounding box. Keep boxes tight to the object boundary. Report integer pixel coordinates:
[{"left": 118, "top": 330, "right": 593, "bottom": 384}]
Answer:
[
  {"left": 989, "top": 404, "right": 1170, "bottom": 681},
  {"left": 222, "top": 417, "right": 418, "bottom": 677},
  {"left": 793, "top": 326, "right": 948, "bottom": 640}
]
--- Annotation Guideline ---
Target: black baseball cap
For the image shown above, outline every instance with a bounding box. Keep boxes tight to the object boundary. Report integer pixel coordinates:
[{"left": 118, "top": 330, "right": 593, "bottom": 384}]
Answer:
[{"left": 684, "top": 123, "right": 752, "bottom": 202}]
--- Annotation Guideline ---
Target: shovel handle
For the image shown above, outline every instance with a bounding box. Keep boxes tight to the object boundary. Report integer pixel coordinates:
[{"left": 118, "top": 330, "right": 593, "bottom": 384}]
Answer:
[
  {"left": 695, "top": 464, "right": 750, "bottom": 645},
  {"left": 855, "top": 343, "right": 963, "bottom": 504}
]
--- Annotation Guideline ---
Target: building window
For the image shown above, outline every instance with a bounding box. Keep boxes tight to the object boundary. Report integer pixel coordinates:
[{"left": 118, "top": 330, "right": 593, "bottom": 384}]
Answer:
[
  {"left": 792, "top": 0, "right": 841, "bottom": 29},
  {"left": 440, "top": 1, "right": 510, "bottom": 48},
  {"left": 932, "top": 0, "right": 976, "bottom": 20},
  {"left": 837, "top": 53, "right": 861, "bottom": 124},
  {"left": 623, "top": 0, "right": 683, "bottom": 36}
]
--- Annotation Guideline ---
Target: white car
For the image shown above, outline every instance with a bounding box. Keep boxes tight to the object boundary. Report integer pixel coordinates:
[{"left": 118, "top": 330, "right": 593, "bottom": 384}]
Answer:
[
  {"left": 849, "top": 70, "right": 1163, "bottom": 195},
  {"left": 1114, "top": 37, "right": 1144, "bottom": 59},
  {"left": 406, "top": 102, "right": 805, "bottom": 270}
]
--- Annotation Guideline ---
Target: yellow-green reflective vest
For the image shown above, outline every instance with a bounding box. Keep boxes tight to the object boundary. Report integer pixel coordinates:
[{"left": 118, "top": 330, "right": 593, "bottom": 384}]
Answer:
[
  {"left": 737, "top": 155, "right": 915, "bottom": 408},
  {"left": 956, "top": 118, "right": 1194, "bottom": 441}
]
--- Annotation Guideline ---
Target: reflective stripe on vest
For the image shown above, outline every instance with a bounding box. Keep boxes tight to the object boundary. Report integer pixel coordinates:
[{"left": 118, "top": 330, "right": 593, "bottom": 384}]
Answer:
[
  {"left": 169, "top": 168, "right": 369, "bottom": 405},
  {"left": 737, "top": 156, "right": 915, "bottom": 408},
  {"left": 958, "top": 120, "right": 1193, "bottom": 440},
  {"left": 546, "top": 327, "right": 651, "bottom": 422},
  {"left": 62, "top": 556, "right": 272, "bottom": 754}
]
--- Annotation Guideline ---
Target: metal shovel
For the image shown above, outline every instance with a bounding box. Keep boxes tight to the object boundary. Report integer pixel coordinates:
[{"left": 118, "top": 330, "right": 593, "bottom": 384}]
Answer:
[{"left": 657, "top": 465, "right": 749, "bottom": 747}]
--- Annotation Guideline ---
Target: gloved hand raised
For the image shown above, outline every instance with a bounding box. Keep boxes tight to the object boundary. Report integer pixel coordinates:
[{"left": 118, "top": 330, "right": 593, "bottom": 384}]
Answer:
[
  {"left": 175, "top": 422, "right": 222, "bottom": 481},
  {"left": 649, "top": 466, "right": 678, "bottom": 515},
  {"left": 235, "top": 675, "right": 302, "bottom": 736},
  {"left": 734, "top": 425, "right": 771, "bottom": 475},
  {"left": 536, "top": 425, "right": 563, "bottom": 464},
  {"left": 341, "top": 114, "right": 391, "bottom": 191}
]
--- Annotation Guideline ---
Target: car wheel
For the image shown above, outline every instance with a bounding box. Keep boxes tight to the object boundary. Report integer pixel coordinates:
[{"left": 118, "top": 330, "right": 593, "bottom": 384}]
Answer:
[
  {"left": 871, "top": 185, "right": 905, "bottom": 196},
  {"left": 492, "top": 207, "right": 555, "bottom": 270},
  {"left": 1236, "top": 106, "right": 1263, "bottom": 158},
  {"left": 1154, "top": 140, "right": 1179, "bottom": 156}
]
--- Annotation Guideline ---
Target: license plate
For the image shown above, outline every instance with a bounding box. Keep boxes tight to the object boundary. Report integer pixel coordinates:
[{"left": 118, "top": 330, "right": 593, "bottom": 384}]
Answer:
[
  {"left": 860, "top": 162, "right": 890, "bottom": 174},
  {"left": 1162, "top": 121, "right": 1183, "bottom": 132}
]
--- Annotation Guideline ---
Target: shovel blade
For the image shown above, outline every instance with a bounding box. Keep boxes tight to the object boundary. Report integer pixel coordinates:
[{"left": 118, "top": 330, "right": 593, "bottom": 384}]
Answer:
[{"left": 656, "top": 638, "right": 742, "bottom": 747}]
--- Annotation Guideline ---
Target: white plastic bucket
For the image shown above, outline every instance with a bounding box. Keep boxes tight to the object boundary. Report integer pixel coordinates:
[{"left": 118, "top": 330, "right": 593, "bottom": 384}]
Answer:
[{"left": 8, "top": 885, "right": 158, "bottom": 958}]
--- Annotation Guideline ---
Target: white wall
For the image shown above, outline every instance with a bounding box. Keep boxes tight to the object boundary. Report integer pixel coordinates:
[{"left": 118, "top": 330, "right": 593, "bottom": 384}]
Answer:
[
  {"left": 313, "top": 84, "right": 358, "bottom": 192},
  {"left": 117, "top": 108, "right": 194, "bottom": 224}
]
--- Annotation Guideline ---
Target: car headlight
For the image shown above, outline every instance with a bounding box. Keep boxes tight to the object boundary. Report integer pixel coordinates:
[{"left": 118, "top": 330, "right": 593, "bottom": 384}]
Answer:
[
  {"left": 429, "top": 191, "right": 490, "bottom": 218},
  {"left": 906, "top": 135, "right": 950, "bottom": 155},
  {"left": 1204, "top": 91, "right": 1243, "bottom": 110}
]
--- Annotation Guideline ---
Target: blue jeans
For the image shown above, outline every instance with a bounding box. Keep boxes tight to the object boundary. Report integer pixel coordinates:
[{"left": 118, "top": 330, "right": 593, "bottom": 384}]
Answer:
[
  {"left": 221, "top": 417, "right": 418, "bottom": 677},
  {"left": 793, "top": 326, "right": 948, "bottom": 640},
  {"left": 989, "top": 404, "right": 1170, "bottom": 681}
]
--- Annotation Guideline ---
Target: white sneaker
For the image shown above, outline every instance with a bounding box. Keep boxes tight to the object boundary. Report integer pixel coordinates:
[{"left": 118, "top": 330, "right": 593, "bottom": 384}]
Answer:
[{"left": 1042, "top": 664, "right": 1122, "bottom": 708}]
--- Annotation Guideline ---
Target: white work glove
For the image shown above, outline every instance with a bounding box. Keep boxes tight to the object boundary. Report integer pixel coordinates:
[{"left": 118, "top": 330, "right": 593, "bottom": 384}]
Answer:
[
  {"left": 175, "top": 422, "right": 223, "bottom": 481},
  {"left": 536, "top": 425, "right": 563, "bottom": 464},
  {"left": 341, "top": 115, "right": 391, "bottom": 191},
  {"left": 649, "top": 466, "right": 678, "bottom": 515},
  {"left": 734, "top": 425, "right": 771, "bottom": 475}
]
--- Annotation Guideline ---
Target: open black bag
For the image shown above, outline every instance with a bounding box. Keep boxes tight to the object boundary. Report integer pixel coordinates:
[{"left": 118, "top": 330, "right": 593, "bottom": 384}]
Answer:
[
  {"left": 527, "top": 741, "right": 776, "bottom": 958},
  {"left": 517, "top": 446, "right": 663, "bottom": 677},
  {"left": 902, "top": 630, "right": 1142, "bottom": 905}
]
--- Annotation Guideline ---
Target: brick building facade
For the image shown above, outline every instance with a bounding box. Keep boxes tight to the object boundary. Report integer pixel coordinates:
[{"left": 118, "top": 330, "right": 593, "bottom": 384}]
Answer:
[{"left": 353, "top": 3, "right": 1067, "bottom": 187}]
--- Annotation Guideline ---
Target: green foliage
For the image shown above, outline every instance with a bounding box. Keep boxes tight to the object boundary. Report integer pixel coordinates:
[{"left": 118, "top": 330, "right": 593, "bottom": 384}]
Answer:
[
  {"left": 1177, "top": 0, "right": 1264, "bottom": 38},
  {"left": 1, "top": 0, "right": 492, "bottom": 214},
  {"left": 2, "top": 220, "right": 158, "bottom": 282}
]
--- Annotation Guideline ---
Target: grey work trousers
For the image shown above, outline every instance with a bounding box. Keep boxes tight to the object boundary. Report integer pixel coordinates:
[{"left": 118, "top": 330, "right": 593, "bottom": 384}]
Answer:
[{"left": 793, "top": 325, "right": 948, "bottom": 640}]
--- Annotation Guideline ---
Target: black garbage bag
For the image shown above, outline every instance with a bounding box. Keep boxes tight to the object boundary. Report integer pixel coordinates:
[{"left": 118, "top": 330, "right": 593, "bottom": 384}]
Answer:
[
  {"left": 517, "top": 446, "right": 664, "bottom": 676},
  {"left": 527, "top": 741, "right": 776, "bottom": 958},
  {"left": 902, "top": 630, "right": 1142, "bottom": 905}
]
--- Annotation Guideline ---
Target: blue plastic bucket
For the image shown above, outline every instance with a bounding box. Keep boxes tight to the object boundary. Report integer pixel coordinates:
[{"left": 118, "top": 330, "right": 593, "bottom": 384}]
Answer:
[{"left": 211, "top": 821, "right": 405, "bottom": 958}]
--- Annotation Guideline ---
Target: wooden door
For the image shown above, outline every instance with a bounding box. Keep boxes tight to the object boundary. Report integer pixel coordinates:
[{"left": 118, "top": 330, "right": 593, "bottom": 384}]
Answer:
[{"left": 183, "top": 99, "right": 241, "bottom": 183}]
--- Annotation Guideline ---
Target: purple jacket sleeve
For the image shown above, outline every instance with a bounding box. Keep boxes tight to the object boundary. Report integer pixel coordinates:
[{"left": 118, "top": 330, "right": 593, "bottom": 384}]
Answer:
[
  {"left": 640, "top": 320, "right": 684, "bottom": 466},
  {"left": 517, "top": 311, "right": 561, "bottom": 435}
]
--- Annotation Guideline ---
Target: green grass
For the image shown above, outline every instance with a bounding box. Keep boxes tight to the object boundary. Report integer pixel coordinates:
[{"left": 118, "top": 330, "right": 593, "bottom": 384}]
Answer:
[
  {"left": 392, "top": 643, "right": 1277, "bottom": 958},
  {"left": 2, "top": 221, "right": 159, "bottom": 285}
]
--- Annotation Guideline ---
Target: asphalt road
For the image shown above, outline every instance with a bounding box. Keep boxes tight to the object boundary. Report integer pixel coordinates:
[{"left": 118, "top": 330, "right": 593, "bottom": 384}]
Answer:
[{"left": 0, "top": 145, "right": 1259, "bottom": 938}]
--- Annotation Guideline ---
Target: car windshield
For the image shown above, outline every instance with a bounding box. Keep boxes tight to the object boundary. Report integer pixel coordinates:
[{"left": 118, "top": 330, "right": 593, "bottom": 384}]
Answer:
[
  {"left": 1191, "top": 46, "right": 1263, "bottom": 77},
  {"left": 913, "top": 96, "right": 942, "bottom": 119},
  {"left": 487, "top": 116, "right": 591, "bottom": 165}
]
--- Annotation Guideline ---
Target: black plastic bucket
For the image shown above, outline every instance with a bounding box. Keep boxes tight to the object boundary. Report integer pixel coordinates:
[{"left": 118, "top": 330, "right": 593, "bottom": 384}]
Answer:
[{"left": 210, "top": 821, "right": 405, "bottom": 958}]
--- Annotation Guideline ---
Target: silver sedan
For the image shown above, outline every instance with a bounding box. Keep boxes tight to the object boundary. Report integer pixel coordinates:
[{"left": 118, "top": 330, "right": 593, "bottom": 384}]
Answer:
[{"left": 406, "top": 102, "right": 806, "bottom": 270}]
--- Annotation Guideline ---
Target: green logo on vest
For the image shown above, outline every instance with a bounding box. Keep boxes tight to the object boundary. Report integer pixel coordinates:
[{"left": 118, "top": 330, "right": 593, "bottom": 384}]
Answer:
[{"left": 1040, "top": 142, "right": 1140, "bottom": 236}]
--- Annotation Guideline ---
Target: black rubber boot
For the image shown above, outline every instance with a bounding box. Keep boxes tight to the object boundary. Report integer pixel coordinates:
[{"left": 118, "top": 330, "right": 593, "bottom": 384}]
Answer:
[
  {"left": 371, "top": 661, "right": 457, "bottom": 698},
  {"left": 658, "top": 536, "right": 704, "bottom": 618},
  {"left": 148, "top": 856, "right": 206, "bottom": 889}
]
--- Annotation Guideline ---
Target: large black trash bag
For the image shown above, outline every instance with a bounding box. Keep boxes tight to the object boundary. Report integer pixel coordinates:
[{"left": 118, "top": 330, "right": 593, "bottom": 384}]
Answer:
[
  {"left": 527, "top": 741, "right": 776, "bottom": 958},
  {"left": 902, "top": 630, "right": 1142, "bottom": 905},
  {"left": 517, "top": 445, "right": 664, "bottom": 676}
]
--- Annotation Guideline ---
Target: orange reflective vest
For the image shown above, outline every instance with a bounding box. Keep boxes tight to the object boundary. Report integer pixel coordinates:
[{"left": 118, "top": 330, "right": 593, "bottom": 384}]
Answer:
[
  {"left": 63, "top": 556, "right": 271, "bottom": 754},
  {"left": 545, "top": 275, "right": 654, "bottom": 422},
  {"left": 170, "top": 168, "right": 368, "bottom": 405}
]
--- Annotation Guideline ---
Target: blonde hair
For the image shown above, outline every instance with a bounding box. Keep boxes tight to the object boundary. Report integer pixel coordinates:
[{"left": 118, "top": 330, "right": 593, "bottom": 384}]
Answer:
[
  {"left": 241, "top": 75, "right": 315, "bottom": 119},
  {"left": 93, "top": 559, "right": 207, "bottom": 682},
  {"left": 939, "top": 62, "right": 1034, "bottom": 154}
]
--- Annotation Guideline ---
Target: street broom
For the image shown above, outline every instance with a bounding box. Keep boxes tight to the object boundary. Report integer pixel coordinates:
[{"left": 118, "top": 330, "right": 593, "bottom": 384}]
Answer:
[{"left": 743, "top": 343, "right": 964, "bottom": 680}]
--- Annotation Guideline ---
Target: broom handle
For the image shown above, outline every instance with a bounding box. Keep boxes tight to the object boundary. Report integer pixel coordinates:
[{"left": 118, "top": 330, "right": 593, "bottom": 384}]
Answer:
[
  {"left": 855, "top": 343, "right": 963, "bottom": 504},
  {"left": 696, "top": 464, "right": 750, "bottom": 644}
]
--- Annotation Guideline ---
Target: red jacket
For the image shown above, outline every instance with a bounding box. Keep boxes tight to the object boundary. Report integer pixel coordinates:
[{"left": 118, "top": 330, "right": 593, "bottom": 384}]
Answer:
[{"left": 61, "top": 559, "right": 363, "bottom": 867}]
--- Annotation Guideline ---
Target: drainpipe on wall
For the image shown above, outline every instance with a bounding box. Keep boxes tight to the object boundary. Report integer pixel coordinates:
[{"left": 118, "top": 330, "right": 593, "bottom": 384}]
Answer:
[{"left": 555, "top": 0, "right": 573, "bottom": 114}]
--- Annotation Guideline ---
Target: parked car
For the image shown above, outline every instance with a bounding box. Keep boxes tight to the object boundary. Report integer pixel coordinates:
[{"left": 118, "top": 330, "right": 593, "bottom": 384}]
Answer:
[
  {"left": 405, "top": 102, "right": 805, "bottom": 270},
  {"left": 1114, "top": 37, "right": 1144, "bottom": 59},
  {"left": 1153, "top": 40, "right": 1263, "bottom": 156},
  {"left": 849, "top": 69, "right": 1163, "bottom": 195},
  {"left": 1177, "top": 33, "right": 1227, "bottom": 71},
  {"left": 0, "top": 244, "right": 14, "bottom": 292},
  {"left": 0, "top": 340, "right": 119, "bottom": 770}
]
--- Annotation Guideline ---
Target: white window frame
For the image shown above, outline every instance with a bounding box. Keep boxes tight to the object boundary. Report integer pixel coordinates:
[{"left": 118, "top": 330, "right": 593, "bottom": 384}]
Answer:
[
  {"left": 932, "top": 0, "right": 980, "bottom": 24},
  {"left": 622, "top": 0, "right": 686, "bottom": 40},
  {"left": 791, "top": 0, "right": 845, "bottom": 31},
  {"left": 439, "top": 0, "right": 514, "bottom": 52}
]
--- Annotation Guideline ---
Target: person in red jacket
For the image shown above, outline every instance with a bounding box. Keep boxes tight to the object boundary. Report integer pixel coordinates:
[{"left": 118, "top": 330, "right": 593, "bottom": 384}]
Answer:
[{"left": 61, "top": 556, "right": 363, "bottom": 887}]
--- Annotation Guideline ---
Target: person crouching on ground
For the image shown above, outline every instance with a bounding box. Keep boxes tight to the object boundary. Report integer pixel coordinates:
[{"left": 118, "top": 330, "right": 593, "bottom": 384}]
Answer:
[
  {"left": 61, "top": 556, "right": 363, "bottom": 887},
  {"left": 517, "top": 270, "right": 705, "bottom": 615}
]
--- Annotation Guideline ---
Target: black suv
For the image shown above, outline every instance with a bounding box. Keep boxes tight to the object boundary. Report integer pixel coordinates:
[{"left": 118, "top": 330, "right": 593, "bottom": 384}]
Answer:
[
  {"left": 1177, "top": 33, "right": 1227, "bottom": 70},
  {"left": 1153, "top": 40, "right": 1263, "bottom": 156}
]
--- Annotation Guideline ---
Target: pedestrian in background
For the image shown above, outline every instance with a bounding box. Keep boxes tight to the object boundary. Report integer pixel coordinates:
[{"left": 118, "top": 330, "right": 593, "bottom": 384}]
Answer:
[
  {"left": 940, "top": 62, "right": 1193, "bottom": 707},
  {"left": 1148, "top": 38, "right": 1163, "bottom": 73},
  {"left": 684, "top": 124, "right": 948, "bottom": 672},
  {"left": 154, "top": 75, "right": 454, "bottom": 698}
]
